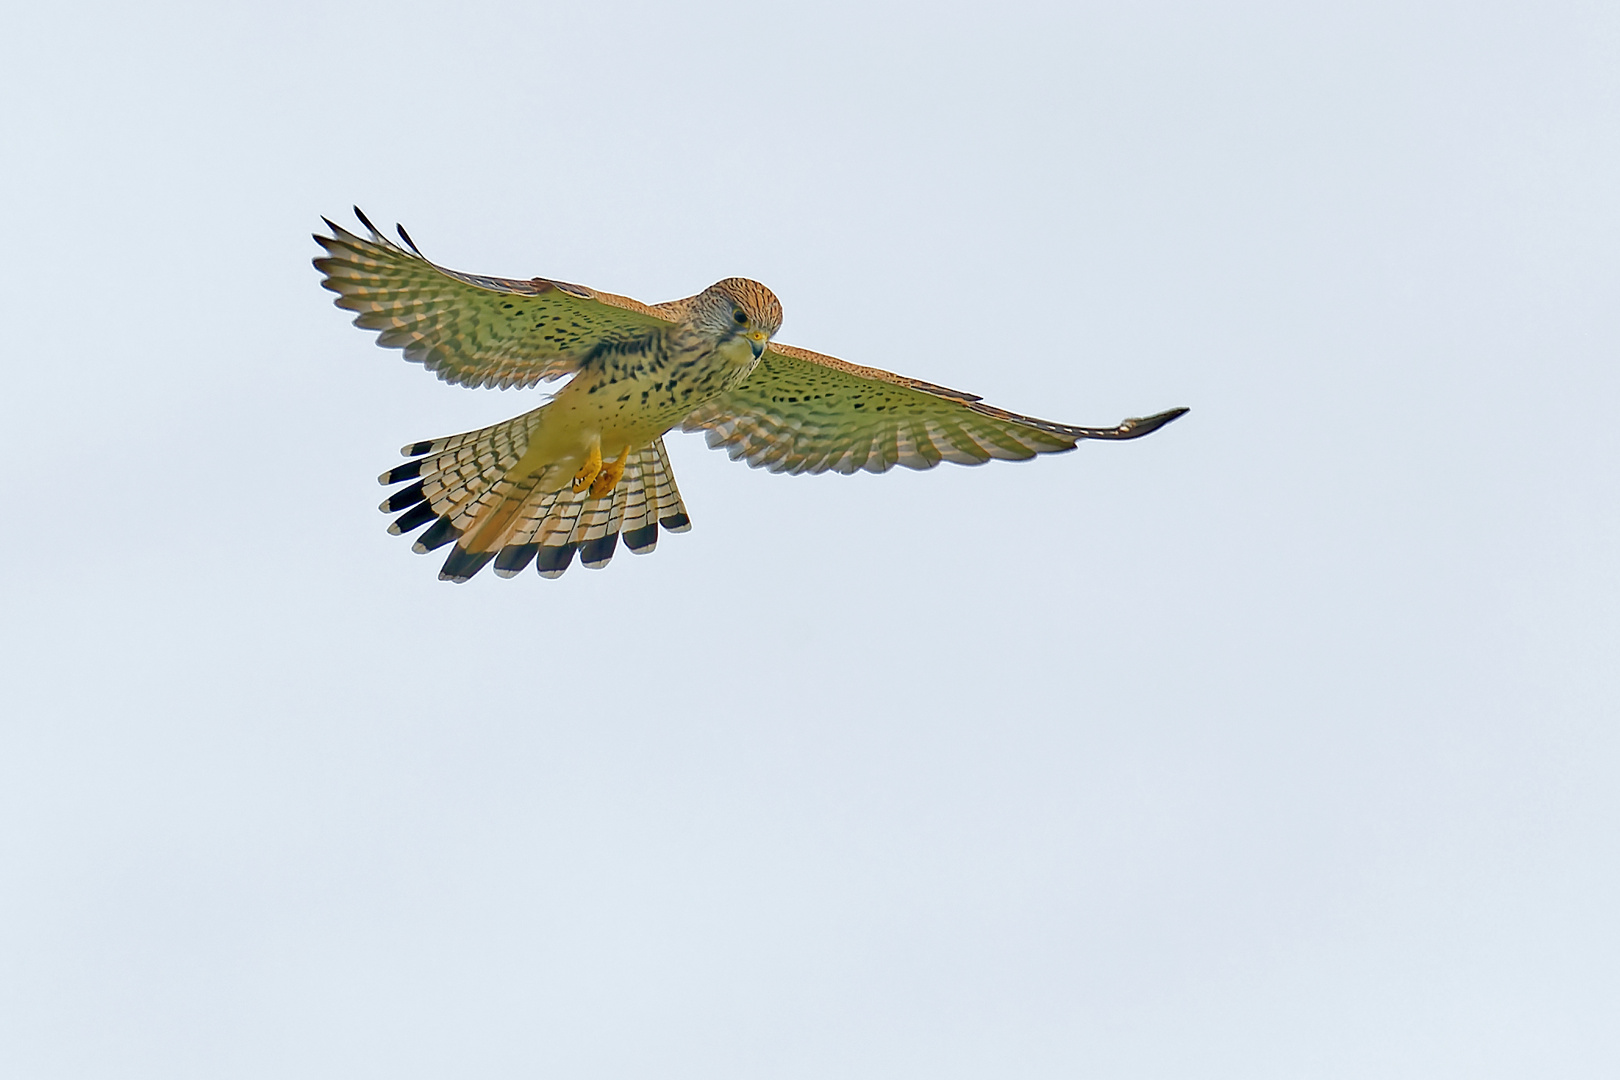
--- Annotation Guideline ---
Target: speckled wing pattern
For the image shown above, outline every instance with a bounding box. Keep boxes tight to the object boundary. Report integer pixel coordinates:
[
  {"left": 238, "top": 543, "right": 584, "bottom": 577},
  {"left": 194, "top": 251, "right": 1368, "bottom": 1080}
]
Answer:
[
  {"left": 313, "top": 210, "right": 672, "bottom": 390},
  {"left": 682, "top": 343, "right": 1189, "bottom": 474}
]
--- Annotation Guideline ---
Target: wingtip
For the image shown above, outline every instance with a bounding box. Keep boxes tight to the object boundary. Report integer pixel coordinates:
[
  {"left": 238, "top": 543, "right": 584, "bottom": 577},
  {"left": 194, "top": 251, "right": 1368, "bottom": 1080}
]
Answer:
[{"left": 1118, "top": 406, "right": 1189, "bottom": 439}]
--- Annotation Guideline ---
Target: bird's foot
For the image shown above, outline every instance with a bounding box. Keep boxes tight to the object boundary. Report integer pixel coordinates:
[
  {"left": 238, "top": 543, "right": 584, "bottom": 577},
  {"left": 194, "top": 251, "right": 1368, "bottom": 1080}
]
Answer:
[
  {"left": 571, "top": 439, "right": 603, "bottom": 494},
  {"left": 588, "top": 446, "right": 631, "bottom": 499}
]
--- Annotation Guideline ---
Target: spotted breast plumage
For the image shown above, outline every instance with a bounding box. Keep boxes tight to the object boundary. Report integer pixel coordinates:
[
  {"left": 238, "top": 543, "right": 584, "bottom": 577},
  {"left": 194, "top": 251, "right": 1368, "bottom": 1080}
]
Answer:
[{"left": 314, "top": 210, "right": 1187, "bottom": 582}]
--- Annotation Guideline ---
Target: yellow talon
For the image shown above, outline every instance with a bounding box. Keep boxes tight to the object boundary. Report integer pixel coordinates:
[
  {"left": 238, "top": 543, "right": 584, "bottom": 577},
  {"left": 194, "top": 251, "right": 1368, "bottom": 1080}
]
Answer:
[
  {"left": 589, "top": 445, "right": 631, "bottom": 499},
  {"left": 571, "top": 438, "right": 603, "bottom": 493}
]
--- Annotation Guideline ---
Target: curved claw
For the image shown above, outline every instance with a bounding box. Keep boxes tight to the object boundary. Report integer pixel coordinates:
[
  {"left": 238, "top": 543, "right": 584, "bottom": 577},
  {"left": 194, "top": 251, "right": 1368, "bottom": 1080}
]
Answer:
[
  {"left": 571, "top": 439, "right": 603, "bottom": 493},
  {"left": 589, "top": 446, "right": 631, "bottom": 499}
]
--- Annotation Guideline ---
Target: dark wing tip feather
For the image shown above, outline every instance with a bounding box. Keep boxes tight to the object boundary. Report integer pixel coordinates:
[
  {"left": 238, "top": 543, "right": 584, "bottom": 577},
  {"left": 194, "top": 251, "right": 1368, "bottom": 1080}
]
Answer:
[
  {"left": 1107, "top": 406, "right": 1189, "bottom": 440},
  {"left": 969, "top": 403, "right": 1189, "bottom": 443},
  {"left": 396, "top": 223, "right": 422, "bottom": 255},
  {"left": 352, "top": 206, "right": 381, "bottom": 237}
]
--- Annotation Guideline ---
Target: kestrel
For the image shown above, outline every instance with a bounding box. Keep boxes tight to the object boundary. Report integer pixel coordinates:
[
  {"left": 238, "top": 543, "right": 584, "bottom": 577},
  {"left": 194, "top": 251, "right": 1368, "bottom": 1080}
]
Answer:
[{"left": 314, "top": 210, "right": 1187, "bottom": 582}]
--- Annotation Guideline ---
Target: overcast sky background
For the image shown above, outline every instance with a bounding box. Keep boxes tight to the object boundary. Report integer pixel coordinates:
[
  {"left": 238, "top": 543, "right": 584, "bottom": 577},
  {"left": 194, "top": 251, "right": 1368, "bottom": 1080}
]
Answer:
[{"left": 2, "top": 2, "right": 1616, "bottom": 1077}]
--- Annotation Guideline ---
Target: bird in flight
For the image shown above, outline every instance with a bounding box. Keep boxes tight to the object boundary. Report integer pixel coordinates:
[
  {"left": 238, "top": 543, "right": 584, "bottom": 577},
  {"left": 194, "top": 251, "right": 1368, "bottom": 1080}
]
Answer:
[{"left": 314, "top": 210, "right": 1187, "bottom": 582}]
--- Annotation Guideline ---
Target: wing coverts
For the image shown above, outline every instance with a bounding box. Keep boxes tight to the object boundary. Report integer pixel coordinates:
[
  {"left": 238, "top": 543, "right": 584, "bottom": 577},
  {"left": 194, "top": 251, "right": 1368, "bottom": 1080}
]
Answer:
[
  {"left": 314, "top": 212, "right": 670, "bottom": 390},
  {"left": 684, "top": 343, "right": 1188, "bottom": 475}
]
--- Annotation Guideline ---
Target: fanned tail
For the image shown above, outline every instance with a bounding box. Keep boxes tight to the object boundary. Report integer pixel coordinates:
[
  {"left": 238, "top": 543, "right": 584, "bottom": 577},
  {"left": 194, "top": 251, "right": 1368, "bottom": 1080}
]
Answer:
[{"left": 378, "top": 426, "right": 691, "bottom": 583}]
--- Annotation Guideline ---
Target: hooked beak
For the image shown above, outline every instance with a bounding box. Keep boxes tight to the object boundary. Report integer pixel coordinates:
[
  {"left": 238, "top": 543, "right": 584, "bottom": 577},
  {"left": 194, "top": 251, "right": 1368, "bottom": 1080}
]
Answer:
[{"left": 747, "top": 331, "right": 767, "bottom": 359}]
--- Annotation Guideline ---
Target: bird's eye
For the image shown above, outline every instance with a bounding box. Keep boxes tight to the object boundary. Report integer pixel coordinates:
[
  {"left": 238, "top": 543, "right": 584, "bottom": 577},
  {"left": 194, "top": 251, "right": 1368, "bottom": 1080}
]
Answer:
[{"left": 733, "top": 310, "right": 748, "bottom": 325}]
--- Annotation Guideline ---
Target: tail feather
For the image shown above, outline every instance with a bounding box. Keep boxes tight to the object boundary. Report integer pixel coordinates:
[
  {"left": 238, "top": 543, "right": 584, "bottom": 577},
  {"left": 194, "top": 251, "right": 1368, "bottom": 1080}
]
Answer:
[
  {"left": 618, "top": 452, "right": 655, "bottom": 545},
  {"left": 379, "top": 425, "right": 692, "bottom": 583},
  {"left": 645, "top": 444, "right": 692, "bottom": 531},
  {"left": 414, "top": 516, "right": 461, "bottom": 553},
  {"left": 580, "top": 532, "right": 619, "bottom": 570},
  {"left": 534, "top": 542, "right": 579, "bottom": 579},
  {"left": 492, "top": 542, "right": 539, "bottom": 578},
  {"left": 379, "top": 479, "right": 427, "bottom": 513}
]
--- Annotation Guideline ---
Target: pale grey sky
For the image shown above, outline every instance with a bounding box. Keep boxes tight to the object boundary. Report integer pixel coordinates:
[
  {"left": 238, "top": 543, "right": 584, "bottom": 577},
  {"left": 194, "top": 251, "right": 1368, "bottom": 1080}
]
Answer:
[{"left": 2, "top": 2, "right": 1617, "bottom": 1077}]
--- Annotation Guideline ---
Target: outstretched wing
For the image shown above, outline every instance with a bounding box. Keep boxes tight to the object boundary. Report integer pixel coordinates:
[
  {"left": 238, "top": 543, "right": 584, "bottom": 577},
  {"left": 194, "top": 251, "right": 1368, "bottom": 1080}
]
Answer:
[
  {"left": 313, "top": 210, "right": 673, "bottom": 390},
  {"left": 681, "top": 342, "right": 1187, "bottom": 475}
]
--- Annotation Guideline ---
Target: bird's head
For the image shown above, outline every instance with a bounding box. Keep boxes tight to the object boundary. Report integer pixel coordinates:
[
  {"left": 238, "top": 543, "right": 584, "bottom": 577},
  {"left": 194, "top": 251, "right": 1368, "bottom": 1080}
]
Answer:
[{"left": 692, "top": 277, "right": 782, "bottom": 358}]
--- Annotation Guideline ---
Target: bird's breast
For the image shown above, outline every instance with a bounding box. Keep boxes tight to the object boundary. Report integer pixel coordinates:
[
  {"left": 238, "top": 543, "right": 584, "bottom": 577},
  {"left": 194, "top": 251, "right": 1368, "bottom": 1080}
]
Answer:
[{"left": 564, "top": 332, "right": 754, "bottom": 439}]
